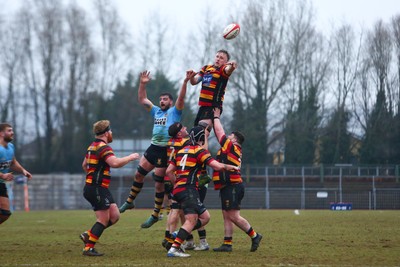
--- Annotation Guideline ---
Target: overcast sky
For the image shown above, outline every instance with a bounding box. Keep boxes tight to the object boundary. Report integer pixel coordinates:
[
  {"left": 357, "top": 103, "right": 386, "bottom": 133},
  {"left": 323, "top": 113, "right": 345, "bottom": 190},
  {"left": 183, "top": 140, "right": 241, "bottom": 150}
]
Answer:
[
  {"left": 112, "top": 0, "right": 400, "bottom": 36},
  {"left": 2, "top": 0, "right": 399, "bottom": 36}
]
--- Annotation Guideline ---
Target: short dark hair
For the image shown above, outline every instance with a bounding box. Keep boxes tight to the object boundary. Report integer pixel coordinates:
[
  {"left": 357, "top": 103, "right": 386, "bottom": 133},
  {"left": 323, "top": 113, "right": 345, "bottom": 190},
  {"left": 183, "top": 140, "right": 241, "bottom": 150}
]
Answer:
[
  {"left": 0, "top": 123, "right": 12, "bottom": 132},
  {"left": 160, "top": 92, "right": 173, "bottom": 101},
  {"left": 232, "top": 131, "right": 245, "bottom": 145},
  {"left": 217, "top": 49, "right": 230, "bottom": 61},
  {"left": 168, "top": 122, "right": 183, "bottom": 137}
]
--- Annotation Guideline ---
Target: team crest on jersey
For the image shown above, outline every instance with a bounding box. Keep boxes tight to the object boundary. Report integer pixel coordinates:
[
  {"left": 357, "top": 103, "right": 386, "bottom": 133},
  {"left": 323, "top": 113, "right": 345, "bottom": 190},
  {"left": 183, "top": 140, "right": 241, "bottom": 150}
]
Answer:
[
  {"left": 203, "top": 74, "right": 212, "bottom": 85},
  {"left": 157, "top": 158, "right": 162, "bottom": 165}
]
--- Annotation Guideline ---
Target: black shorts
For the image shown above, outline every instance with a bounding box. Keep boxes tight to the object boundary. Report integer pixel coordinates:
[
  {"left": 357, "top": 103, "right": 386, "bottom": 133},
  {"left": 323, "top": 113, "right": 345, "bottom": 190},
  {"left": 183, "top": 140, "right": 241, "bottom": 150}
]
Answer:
[
  {"left": 198, "top": 185, "right": 207, "bottom": 203},
  {"left": 143, "top": 144, "right": 168, "bottom": 167},
  {"left": 0, "top": 183, "right": 8, "bottom": 198},
  {"left": 173, "top": 186, "right": 206, "bottom": 215},
  {"left": 170, "top": 201, "right": 181, "bottom": 210},
  {"left": 219, "top": 183, "right": 244, "bottom": 211},
  {"left": 194, "top": 106, "right": 223, "bottom": 126},
  {"left": 83, "top": 185, "right": 115, "bottom": 211}
]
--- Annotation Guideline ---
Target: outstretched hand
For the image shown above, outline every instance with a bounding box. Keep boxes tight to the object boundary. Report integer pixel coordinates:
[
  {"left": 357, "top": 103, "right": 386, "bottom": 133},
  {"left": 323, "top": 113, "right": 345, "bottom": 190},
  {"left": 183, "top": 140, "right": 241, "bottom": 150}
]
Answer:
[
  {"left": 185, "top": 70, "right": 196, "bottom": 82},
  {"left": 140, "top": 71, "right": 151, "bottom": 84},
  {"left": 227, "top": 61, "right": 237, "bottom": 69},
  {"left": 130, "top": 153, "right": 140, "bottom": 161},
  {"left": 23, "top": 170, "right": 32, "bottom": 180}
]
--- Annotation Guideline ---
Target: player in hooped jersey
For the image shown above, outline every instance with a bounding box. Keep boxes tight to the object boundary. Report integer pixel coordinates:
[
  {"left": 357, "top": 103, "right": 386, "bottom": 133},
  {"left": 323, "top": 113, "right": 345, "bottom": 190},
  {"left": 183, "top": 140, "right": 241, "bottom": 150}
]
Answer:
[
  {"left": 190, "top": 49, "right": 237, "bottom": 128},
  {"left": 162, "top": 123, "right": 212, "bottom": 251},
  {"left": 165, "top": 126, "right": 239, "bottom": 257},
  {"left": 161, "top": 122, "right": 189, "bottom": 249},
  {"left": 80, "top": 120, "right": 139, "bottom": 256},
  {"left": 212, "top": 108, "right": 262, "bottom": 253},
  {"left": 119, "top": 70, "right": 196, "bottom": 229}
]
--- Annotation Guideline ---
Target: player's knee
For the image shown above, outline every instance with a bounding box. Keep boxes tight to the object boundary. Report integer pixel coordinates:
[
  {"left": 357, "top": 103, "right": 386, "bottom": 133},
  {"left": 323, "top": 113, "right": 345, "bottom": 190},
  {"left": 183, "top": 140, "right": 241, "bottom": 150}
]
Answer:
[
  {"left": 171, "top": 202, "right": 180, "bottom": 209},
  {"left": 0, "top": 209, "right": 11, "bottom": 224},
  {"left": 111, "top": 216, "right": 120, "bottom": 225},
  {"left": 136, "top": 165, "right": 149, "bottom": 177},
  {"left": 152, "top": 173, "right": 164, "bottom": 183}
]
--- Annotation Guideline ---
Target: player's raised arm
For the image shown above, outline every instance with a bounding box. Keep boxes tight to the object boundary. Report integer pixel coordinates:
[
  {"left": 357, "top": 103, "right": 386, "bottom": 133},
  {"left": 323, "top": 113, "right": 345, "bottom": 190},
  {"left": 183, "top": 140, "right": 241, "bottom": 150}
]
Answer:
[
  {"left": 224, "top": 61, "right": 237, "bottom": 76},
  {"left": 189, "top": 71, "right": 202, "bottom": 85},
  {"left": 213, "top": 108, "right": 225, "bottom": 142},
  {"left": 175, "top": 70, "right": 196, "bottom": 110},
  {"left": 138, "top": 70, "right": 153, "bottom": 111}
]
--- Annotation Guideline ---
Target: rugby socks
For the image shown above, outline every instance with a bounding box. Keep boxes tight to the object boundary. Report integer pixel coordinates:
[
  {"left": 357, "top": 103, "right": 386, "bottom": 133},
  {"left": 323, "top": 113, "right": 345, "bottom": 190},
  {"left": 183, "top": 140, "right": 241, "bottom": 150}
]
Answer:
[
  {"left": 172, "top": 228, "right": 190, "bottom": 249},
  {"left": 246, "top": 227, "right": 258, "bottom": 239},
  {"left": 197, "top": 229, "right": 206, "bottom": 241},
  {"left": 165, "top": 230, "right": 174, "bottom": 243},
  {"left": 223, "top": 236, "right": 233, "bottom": 246},
  {"left": 151, "top": 191, "right": 164, "bottom": 218},
  {"left": 126, "top": 181, "right": 143, "bottom": 203},
  {"left": 84, "top": 222, "right": 105, "bottom": 250},
  {"left": 186, "top": 234, "right": 194, "bottom": 242}
]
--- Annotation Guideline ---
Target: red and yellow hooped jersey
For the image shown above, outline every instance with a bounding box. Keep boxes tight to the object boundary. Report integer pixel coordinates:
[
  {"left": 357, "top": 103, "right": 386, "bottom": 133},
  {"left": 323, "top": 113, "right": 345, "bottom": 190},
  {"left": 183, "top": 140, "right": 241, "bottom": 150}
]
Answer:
[
  {"left": 84, "top": 139, "right": 114, "bottom": 188},
  {"left": 198, "top": 64, "right": 230, "bottom": 107},
  {"left": 171, "top": 145, "right": 215, "bottom": 194},
  {"left": 213, "top": 135, "right": 242, "bottom": 190}
]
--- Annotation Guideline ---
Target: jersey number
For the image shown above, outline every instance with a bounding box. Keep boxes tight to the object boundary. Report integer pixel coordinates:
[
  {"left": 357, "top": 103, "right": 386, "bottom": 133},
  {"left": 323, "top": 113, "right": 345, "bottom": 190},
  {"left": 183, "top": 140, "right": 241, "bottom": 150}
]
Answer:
[{"left": 180, "top": 154, "right": 188, "bottom": 171}]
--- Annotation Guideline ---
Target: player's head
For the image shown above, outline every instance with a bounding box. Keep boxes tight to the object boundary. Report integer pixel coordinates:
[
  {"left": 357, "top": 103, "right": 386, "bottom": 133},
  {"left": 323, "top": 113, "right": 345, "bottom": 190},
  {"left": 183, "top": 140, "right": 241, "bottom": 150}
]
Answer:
[
  {"left": 230, "top": 131, "right": 245, "bottom": 145},
  {"left": 159, "top": 92, "right": 174, "bottom": 111},
  {"left": 169, "top": 122, "right": 188, "bottom": 138},
  {"left": 189, "top": 126, "right": 205, "bottom": 145},
  {"left": 214, "top": 49, "right": 230, "bottom": 67},
  {"left": 93, "top": 120, "right": 113, "bottom": 143},
  {"left": 0, "top": 123, "right": 13, "bottom": 143}
]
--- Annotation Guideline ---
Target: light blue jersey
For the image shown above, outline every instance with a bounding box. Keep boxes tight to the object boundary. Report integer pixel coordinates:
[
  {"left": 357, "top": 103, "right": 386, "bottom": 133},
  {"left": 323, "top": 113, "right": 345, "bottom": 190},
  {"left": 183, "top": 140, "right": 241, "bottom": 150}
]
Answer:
[
  {"left": 150, "top": 105, "right": 182, "bottom": 146},
  {"left": 0, "top": 143, "right": 14, "bottom": 183}
]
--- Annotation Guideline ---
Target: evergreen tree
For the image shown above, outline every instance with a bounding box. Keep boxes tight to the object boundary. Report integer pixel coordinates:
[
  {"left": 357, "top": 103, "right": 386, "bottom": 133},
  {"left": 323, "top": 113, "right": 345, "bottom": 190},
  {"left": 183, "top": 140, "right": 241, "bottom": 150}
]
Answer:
[
  {"left": 284, "top": 86, "right": 319, "bottom": 164},
  {"left": 360, "top": 89, "right": 393, "bottom": 163},
  {"left": 230, "top": 96, "right": 268, "bottom": 165},
  {"left": 231, "top": 96, "right": 268, "bottom": 165},
  {"left": 319, "top": 107, "right": 352, "bottom": 164}
]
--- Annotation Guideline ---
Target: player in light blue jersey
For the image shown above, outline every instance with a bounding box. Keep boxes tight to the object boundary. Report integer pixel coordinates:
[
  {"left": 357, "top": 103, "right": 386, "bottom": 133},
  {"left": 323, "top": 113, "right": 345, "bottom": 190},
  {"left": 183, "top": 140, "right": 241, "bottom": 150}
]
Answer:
[
  {"left": 0, "top": 123, "right": 32, "bottom": 224},
  {"left": 120, "top": 70, "right": 196, "bottom": 229}
]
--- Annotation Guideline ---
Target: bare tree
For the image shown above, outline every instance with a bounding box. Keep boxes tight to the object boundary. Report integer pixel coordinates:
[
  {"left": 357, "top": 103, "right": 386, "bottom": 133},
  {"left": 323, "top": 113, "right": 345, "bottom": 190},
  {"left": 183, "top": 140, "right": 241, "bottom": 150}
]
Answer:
[
  {"left": 0, "top": 15, "right": 23, "bottom": 123},
  {"left": 18, "top": 4, "right": 44, "bottom": 161},
  {"left": 93, "top": 0, "right": 132, "bottom": 97},
  {"left": 230, "top": 0, "right": 309, "bottom": 163},
  {"left": 369, "top": 21, "right": 393, "bottom": 106},
  {"left": 391, "top": 14, "right": 400, "bottom": 114},
  {"left": 281, "top": 0, "right": 331, "bottom": 164},
  {"left": 321, "top": 24, "right": 363, "bottom": 163},
  {"left": 333, "top": 25, "right": 362, "bottom": 112},
  {"left": 17, "top": 0, "right": 65, "bottom": 172},
  {"left": 180, "top": 7, "right": 223, "bottom": 119},
  {"left": 55, "top": 2, "right": 96, "bottom": 171}
]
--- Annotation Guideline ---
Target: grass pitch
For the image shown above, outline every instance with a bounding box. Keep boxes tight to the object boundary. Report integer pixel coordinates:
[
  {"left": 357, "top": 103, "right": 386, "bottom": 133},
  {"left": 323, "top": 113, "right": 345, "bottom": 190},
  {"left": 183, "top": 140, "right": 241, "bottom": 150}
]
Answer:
[{"left": 0, "top": 209, "right": 399, "bottom": 266}]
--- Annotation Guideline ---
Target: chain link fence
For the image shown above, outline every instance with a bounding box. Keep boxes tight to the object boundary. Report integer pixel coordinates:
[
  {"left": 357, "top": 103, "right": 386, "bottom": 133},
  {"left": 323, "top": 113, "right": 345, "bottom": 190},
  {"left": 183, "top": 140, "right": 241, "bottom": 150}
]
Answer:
[{"left": 9, "top": 165, "right": 400, "bottom": 211}]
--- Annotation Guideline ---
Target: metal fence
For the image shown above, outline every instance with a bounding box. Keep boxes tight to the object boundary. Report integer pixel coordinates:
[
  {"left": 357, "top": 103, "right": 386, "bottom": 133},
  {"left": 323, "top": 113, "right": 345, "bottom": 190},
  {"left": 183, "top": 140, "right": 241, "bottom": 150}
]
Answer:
[{"left": 8, "top": 165, "right": 400, "bottom": 211}]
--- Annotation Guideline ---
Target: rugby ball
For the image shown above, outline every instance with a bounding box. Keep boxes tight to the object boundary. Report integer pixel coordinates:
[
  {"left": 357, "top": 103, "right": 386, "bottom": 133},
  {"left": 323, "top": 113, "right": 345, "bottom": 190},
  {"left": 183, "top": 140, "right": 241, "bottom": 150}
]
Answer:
[{"left": 223, "top": 23, "right": 240, "bottom": 40}]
